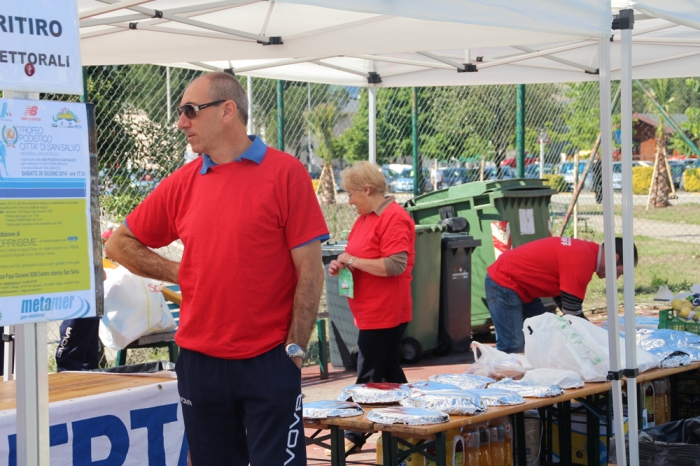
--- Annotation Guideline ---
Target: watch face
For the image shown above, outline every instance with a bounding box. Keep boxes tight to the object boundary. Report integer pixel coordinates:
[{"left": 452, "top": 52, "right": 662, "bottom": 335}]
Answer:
[{"left": 286, "top": 344, "right": 304, "bottom": 358}]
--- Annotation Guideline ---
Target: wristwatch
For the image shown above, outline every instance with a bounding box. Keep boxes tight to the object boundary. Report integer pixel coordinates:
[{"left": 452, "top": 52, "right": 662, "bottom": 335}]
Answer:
[
  {"left": 285, "top": 343, "right": 306, "bottom": 360},
  {"left": 347, "top": 256, "right": 356, "bottom": 266}
]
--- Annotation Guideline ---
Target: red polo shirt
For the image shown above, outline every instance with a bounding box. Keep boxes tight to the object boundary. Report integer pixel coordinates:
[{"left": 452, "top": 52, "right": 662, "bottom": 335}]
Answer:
[
  {"left": 345, "top": 201, "right": 415, "bottom": 330},
  {"left": 487, "top": 236, "right": 599, "bottom": 303},
  {"left": 126, "top": 145, "right": 328, "bottom": 359}
]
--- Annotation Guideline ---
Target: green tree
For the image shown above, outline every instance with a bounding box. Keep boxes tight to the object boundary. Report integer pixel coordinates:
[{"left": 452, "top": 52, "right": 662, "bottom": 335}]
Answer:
[
  {"left": 645, "top": 79, "right": 675, "bottom": 207},
  {"left": 305, "top": 103, "right": 340, "bottom": 204}
]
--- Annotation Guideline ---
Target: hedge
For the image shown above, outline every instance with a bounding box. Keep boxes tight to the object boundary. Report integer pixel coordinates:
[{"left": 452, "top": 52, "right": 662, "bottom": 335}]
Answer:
[
  {"left": 543, "top": 174, "right": 567, "bottom": 192},
  {"left": 632, "top": 166, "right": 654, "bottom": 195},
  {"left": 685, "top": 168, "right": 700, "bottom": 192}
]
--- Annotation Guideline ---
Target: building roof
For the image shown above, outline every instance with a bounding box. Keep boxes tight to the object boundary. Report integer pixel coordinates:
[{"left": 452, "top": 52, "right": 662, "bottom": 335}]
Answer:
[{"left": 633, "top": 113, "right": 688, "bottom": 133}]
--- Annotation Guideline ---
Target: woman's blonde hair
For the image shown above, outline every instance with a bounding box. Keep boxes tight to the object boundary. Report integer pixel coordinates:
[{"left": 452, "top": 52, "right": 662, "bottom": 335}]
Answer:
[{"left": 340, "top": 161, "right": 387, "bottom": 194}]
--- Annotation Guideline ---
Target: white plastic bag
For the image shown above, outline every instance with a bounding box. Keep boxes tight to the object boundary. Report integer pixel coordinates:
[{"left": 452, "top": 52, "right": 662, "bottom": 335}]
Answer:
[
  {"left": 524, "top": 313, "right": 659, "bottom": 382},
  {"left": 99, "top": 266, "right": 177, "bottom": 350},
  {"left": 521, "top": 368, "right": 584, "bottom": 389},
  {"left": 467, "top": 341, "right": 531, "bottom": 380}
]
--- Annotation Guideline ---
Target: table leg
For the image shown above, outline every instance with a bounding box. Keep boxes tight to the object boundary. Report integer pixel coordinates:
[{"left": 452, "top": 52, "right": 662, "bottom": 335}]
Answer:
[
  {"left": 316, "top": 319, "right": 328, "bottom": 380},
  {"left": 330, "top": 426, "right": 346, "bottom": 466},
  {"left": 515, "top": 412, "right": 527, "bottom": 466},
  {"left": 586, "top": 395, "right": 599, "bottom": 466},
  {"left": 559, "top": 400, "right": 572, "bottom": 466},
  {"left": 382, "top": 431, "right": 397, "bottom": 466},
  {"left": 436, "top": 431, "right": 446, "bottom": 466}
]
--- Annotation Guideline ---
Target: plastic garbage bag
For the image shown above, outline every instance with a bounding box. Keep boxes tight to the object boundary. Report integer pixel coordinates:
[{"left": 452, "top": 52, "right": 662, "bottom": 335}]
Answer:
[
  {"left": 467, "top": 341, "right": 530, "bottom": 380},
  {"left": 524, "top": 313, "right": 659, "bottom": 382},
  {"left": 100, "top": 266, "right": 176, "bottom": 350},
  {"left": 521, "top": 368, "right": 584, "bottom": 389}
]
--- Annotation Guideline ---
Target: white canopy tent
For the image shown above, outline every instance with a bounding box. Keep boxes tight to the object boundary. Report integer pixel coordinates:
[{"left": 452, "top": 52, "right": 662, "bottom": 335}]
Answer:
[
  {"left": 76, "top": 1, "right": 651, "bottom": 465},
  {"left": 10, "top": 1, "right": 674, "bottom": 465}
]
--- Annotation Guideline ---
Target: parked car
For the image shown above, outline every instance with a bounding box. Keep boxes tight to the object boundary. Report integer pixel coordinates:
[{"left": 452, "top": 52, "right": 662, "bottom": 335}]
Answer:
[
  {"left": 390, "top": 168, "right": 433, "bottom": 193},
  {"left": 524, "top": 163, "right": 555, "bottom": 179},
  {"left": 611, "top": 161, "right": 641, "bottom": 190},
  {"left": 483, "top": 166, "right": 517, "bottom": 180},
  {"left": 668, "top": 161, "right": 686, "bottom": 189},
  {"left": 560, "top": 162, "right": 594, "bottom": 191},
  {"left": 441, "top": 167, "right": 479, "bottom": 187}
]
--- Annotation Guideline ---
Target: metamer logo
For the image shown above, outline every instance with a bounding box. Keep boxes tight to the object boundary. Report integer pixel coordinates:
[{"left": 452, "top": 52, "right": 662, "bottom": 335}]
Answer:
[{"left": 19, "top": 295, "right": 90, "bottom": 321}]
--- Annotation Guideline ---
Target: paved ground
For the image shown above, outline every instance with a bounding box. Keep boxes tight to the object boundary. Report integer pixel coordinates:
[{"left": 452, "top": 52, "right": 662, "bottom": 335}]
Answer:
[
  {"left": 300, "top": 306, "right": 663, "bottom": 465},
  {"left": 301, "top": 348, "right": 478, "bottom": 465}
]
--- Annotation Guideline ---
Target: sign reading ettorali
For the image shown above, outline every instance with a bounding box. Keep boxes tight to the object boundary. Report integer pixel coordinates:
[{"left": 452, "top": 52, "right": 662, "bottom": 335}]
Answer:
[
  {"left": 0, "top": 98, "right": 96, "bottom": 325},
  {"left": 0, "top": 0, "right": 82, "bottom": 95}
]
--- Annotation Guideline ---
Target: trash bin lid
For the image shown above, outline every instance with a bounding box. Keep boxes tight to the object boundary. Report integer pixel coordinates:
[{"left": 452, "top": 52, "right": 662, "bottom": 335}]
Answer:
[
  {"left": 441, "top": 233, "right": 482, "bottom": 249},
  {"left": 407, "top": 178, "right": 556, "bottom": 207},
  {"left": 322, "top": 241, "right": 347, "bottom": 256},
  {"left": 415, "top": 224, "right": 446, "bottom": 235}
]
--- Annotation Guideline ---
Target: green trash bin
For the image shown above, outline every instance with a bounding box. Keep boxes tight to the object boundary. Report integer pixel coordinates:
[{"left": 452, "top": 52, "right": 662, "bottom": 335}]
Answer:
[
  {"left": 405, "top": 179, "right": 556, "bottom": 332},
  {"left": 400, "top": 224, "right": 445, "bottom": 364}
]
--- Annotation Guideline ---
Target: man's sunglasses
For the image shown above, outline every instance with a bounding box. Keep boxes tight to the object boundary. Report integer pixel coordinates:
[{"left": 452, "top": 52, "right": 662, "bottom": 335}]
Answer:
[{"left": 176, "top": 100, "right": 226, "bottom": 119}]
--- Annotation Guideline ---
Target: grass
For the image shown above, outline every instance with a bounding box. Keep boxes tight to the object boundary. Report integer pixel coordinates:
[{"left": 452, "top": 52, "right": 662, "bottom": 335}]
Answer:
[
  {"left": 569, "top": 229, "right": 700, "bottom": 310},
  {"left": 561, "top": 202, "right": 700, "bottom": 226}
]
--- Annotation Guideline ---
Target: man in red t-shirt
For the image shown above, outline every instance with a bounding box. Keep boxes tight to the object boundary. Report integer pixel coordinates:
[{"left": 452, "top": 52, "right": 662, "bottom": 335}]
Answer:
[
  {"left": 105, "top": 72, "right": 328, "bottom": 465},
  {"left": 485, "top": 236, "right": 637, "bottom": 353}
]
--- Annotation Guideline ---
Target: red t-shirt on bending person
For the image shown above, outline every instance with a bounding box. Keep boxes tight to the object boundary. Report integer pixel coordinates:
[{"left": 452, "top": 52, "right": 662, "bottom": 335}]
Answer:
[
  {"left": 126, "top": 145, "right": 329, "bottom": 359},
  {"left": 344, "top": 201, "right": 415, "bottom": 330},
  {"left": 487, "top": 236, "right": 599, "bottom": 303}
]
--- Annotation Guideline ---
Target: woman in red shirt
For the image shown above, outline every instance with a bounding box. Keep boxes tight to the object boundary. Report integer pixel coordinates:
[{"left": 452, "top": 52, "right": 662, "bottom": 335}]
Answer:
[{"left": 329, "top": 161, "right": 416, "bottom": 453}]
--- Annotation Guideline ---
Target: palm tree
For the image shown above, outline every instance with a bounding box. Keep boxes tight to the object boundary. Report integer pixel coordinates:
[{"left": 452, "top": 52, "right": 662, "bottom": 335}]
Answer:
[
  {"left": 305, "top": 103, "right": 340, "bottom": 205},
  {"left": 646, "top": 79, "right": 675, "bottom": 208}
]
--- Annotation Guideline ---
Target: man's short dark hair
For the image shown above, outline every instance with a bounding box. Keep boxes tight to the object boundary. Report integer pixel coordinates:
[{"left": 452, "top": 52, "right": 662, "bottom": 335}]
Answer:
[
  {"left": 205, "top": 72, "right": 248, "bottom": 125},
  {"left": 609, "top": 237, "right": 638, "bottom": 266}
]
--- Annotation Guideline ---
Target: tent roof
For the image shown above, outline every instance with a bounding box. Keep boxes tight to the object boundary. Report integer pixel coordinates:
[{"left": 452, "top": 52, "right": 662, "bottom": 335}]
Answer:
[
  {"left": 79, "top": 0, "right": 611, "bottom": 76},
  {"left": 78, "top": 1, "right": 699, "bottom": 87}
]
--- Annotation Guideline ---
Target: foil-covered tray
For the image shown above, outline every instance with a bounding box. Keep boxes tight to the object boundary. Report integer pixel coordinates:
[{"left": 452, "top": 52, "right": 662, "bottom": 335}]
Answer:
[
  {"left": 337, "top": 383, "right": 412, "bottom": 404},
  {"left": 428, "top": 373, "right": 495, "bottom": 390},
  {"left": 367, "top": 407, "right": 449, "bottom": 425},
  {"left": 647, "top": 347, "right": 692, "bottom": 368},
  {"left": 400, "top": 390, "right": 486, "bottom": 415},
  {"left": 488, "top": 378, "right": 564, "bottom": 398},
  {"left": 467, "top": 389, "right": 526, "bottom": 406},
  {"left": 403, "top": 381, "right": 461, "bottom": 392},
  {"left": 303, "top": 400, "right": 364, "bottom": 419}
]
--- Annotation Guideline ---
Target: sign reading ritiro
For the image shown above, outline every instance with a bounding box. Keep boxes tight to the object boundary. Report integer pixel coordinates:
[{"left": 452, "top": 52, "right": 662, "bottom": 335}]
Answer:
[
  {"left": 0, "top": 99, "right": 96, "bottom": 325},
  {"left": 0, "top": 0, "right": 83, "bottom": 95}
]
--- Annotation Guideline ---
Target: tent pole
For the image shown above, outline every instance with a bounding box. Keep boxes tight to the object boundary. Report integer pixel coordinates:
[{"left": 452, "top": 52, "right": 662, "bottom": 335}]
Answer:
[
  {"left": 412, "top": 87, "right": 421, "bottom": 196},
  {"left": 277, "top": 80, "right": 285, "bottom": 151},
  {"left": 599, "top": 37, "right": 628, "bottom": 466},
  {"left": 621, "top": 22, "right": 641, "bottom": 466},
  {"left": 516, "top": 84, "right": 525, "bottom": 178},
  {"left": 166, "top": 66, "right": 171, "bottom": 122},
  {"left": 247, "top": 76, "right": 253, "bottom": 135},
  {"left": 369, "top": 87, "right": 377, "bottom": 164}
]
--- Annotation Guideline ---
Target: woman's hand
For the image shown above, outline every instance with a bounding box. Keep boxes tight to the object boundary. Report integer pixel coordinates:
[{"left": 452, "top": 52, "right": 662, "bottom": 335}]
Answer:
[
  {"left": 337, "top": 253, "right": 353, "bottom": 266},
  {"left": 328, "top": 259, "right": 345, "bottom": 276}
]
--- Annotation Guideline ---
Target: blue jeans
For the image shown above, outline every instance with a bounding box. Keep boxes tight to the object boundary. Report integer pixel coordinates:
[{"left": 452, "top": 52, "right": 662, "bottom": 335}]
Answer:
[{"left": 485, "top": 274, "right": 546, "bottom": 353}]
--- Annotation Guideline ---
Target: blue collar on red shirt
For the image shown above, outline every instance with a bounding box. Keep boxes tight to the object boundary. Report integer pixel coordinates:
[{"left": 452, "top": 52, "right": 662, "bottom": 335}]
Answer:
[{"left": 200, "top": 135, "right": 267, "bottom": 175}]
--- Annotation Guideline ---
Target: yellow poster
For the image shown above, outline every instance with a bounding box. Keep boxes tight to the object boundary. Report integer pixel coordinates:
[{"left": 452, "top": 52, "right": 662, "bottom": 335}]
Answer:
[{"left": 0, "top": 199, "right": 90, "bottom": 296}]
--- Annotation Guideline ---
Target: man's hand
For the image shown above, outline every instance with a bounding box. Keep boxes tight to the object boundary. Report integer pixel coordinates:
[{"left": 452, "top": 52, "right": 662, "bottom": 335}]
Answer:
[
  {"left": 291, "top": 356, "right": 303, "bottom": 369},
  {"left": 287, "top": 241, "right": 324, "bottom": 357},
  {"left": 105, "top": 225, "right": 179, "bottom": 283}
]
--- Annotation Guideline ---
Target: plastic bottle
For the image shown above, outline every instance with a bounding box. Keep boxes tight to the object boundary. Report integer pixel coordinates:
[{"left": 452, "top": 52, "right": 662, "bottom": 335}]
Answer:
[
  {"left": 644, "top": 381, "right": 656, "bottom": 426},
  {"left": 489, "top": 425, "right": 505, "bottom": 466},
  {"left": 376, "top": 435, "right": 422, "bottom": 465},
  {"left": 424, "top": 427, "right": 460, "bottom": 466},
  {"left": 461, "top": 425, "right": 480, "bottom": 466},
  {"left": 478, "top": 425, "right": 490, "bottom": 466},
  {"left": 653, "top": 377, "right": 670, "bottom": 425},
  {"left": 490, "top": 416, "right": 514, "bottom": 466}
]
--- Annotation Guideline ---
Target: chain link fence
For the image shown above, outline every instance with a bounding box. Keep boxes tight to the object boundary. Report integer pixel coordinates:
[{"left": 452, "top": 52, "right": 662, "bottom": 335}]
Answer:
[{"left": 6, "top": 65, "right": 700, "bottom": 368}]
